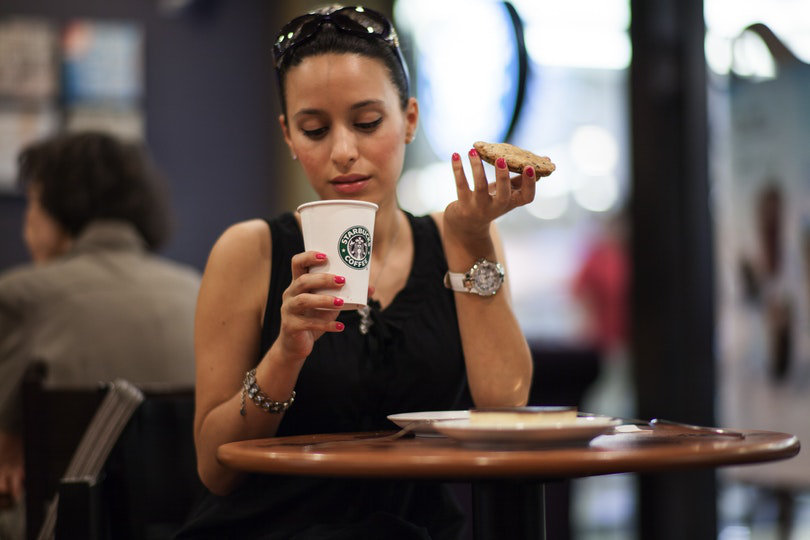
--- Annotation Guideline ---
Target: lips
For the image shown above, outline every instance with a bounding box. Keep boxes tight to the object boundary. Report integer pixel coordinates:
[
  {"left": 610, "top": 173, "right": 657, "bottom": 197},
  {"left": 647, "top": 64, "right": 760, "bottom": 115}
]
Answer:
[{"left": 330, "top": 174, "right": 370, "bottom": 195}]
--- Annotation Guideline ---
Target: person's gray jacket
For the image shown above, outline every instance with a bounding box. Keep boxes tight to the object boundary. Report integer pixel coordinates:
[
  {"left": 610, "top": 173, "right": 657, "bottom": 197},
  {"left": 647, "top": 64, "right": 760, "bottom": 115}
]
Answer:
[{"left": 0, "top": 220, "right": 201, "bottom": 432}]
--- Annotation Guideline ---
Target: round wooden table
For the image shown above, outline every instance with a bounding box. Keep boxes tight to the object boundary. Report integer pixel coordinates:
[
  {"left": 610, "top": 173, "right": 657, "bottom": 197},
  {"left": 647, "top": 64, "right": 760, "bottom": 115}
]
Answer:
[{"left": 218, "top": 427, "right": 800, "bottom": 539}]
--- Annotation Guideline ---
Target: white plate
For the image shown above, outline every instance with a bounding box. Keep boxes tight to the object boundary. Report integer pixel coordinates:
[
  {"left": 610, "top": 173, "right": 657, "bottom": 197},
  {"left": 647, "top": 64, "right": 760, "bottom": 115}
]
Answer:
[
  {"left": 387, "top": 410, "right": 471, "bottom": 437},
  {"left": 432, "top": 416, "right": 621, "bottom": 448}
]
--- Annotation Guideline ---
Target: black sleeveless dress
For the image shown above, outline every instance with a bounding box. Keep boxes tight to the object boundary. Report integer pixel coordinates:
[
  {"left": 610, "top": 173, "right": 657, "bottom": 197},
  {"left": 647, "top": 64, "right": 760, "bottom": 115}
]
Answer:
[{"left": 176, "top": 212, "right": 471, "bottom": 539}]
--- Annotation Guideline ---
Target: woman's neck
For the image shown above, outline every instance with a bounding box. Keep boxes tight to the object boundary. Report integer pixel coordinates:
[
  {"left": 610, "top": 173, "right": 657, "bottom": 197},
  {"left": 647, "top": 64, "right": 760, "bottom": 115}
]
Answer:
[
  {"left": 368, "top": 203, "right": 406, "bottom": 295},
  {"left": 372, "top": 203, "right": 402, "bottom": 255}
]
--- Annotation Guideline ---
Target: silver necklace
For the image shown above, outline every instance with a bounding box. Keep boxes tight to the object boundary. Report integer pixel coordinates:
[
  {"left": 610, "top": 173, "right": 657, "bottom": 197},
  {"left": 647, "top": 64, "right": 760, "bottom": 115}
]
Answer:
[{"left": 358, "top": 214, "right": 402, "bottom": 335}]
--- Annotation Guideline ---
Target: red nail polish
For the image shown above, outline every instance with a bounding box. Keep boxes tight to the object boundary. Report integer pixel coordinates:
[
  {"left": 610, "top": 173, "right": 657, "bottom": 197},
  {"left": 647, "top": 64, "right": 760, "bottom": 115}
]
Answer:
[
  {"left": 334, "top": 276, "right": 346, "bottom": 284},
  {"left": 333, "top": 297, "right": 344, "bottom": 306},
  {"left": 496, "top": 157, "right": 506, "bottom": 169},
  {"left": 526, "top": 166, "right": 535, "bottom": 178},
  {"left": 468, "top": 148, "right": 478, "bottom": 157},
  {"left": 315, "top": 252, "right": 327, "bottom": 260},
  {"left": 452, "top": 152, "right": 460, "bottom": 162},
  {"left": 335, "top": 321, "right": 345, "bottom": 331}
]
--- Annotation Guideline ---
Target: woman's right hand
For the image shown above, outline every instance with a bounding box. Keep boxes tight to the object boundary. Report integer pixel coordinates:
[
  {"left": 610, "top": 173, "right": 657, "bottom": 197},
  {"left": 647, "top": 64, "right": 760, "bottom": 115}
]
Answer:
[{"left": 276, "top": 251, "right": 346, "bottom": 361}]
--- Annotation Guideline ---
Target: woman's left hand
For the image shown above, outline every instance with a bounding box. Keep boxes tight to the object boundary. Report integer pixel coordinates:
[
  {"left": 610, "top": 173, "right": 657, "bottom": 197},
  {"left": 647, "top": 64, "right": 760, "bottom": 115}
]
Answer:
[
  {"left": 443, "top": 148, "right": 536, "bottom": 242},
  {"left": 439, "top": 148, "right": 535, "bottom": 408}
]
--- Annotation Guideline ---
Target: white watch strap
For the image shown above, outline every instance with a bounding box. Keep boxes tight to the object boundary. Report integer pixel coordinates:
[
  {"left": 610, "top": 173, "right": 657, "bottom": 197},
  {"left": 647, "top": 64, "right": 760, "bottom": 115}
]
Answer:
[{"left": 444, "top": 271, "right": 469, "bottom": 293}]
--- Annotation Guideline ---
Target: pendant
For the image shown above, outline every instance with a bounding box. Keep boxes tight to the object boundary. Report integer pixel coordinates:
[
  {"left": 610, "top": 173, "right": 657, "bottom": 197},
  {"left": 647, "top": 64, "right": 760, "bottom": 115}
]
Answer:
[{"left": 358, "top": 305, "right": 372, "bottom": 335}]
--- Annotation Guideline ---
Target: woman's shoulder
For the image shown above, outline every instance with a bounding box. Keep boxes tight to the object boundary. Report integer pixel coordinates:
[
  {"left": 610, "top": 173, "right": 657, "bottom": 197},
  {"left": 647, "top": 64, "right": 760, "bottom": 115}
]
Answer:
[
  {"left": 402, "top": 210, "right": 442, "bottom": 234},
  {"left": 204, "top": 219, "right": 271, "bottom": 278},
  {"left": 198, "top": 219, "right": 272, "bottom": 318},
  {"left": 214, "top": 218, "right": 270, "bottom": 254},
  {"left": 428, "top": 211, "right": 443, "bottom": 234}
]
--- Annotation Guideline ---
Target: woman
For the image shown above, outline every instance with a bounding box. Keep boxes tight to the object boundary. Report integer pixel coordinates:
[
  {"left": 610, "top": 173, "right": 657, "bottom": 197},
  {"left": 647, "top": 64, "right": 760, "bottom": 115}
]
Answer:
[{"left": 181, "top": 5, "right": 535, "bottom": 538}]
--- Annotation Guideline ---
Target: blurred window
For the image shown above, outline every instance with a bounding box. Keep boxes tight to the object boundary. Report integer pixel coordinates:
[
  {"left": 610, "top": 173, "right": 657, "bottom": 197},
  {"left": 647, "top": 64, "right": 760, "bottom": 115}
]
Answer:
[
  {"left": 394, "top": 0, "right": 631, "bottom": 341},
  {"left": 705, "top": 0, "right": 810, "bottom": 78}
]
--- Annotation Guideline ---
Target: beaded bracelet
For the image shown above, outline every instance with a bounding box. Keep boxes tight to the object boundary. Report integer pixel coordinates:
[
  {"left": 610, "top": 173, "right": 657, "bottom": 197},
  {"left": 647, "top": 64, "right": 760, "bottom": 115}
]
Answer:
[{"left": 239, "top": 368, "right": 295, "bottom": 415}]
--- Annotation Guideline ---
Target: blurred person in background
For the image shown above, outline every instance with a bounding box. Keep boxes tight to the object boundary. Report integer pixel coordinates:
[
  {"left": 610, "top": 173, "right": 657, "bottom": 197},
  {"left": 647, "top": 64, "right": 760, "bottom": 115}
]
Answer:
[
  {"left": 739, "top": 183, "right": 793, "bottom": 382},
  {"left": 571, "top": 210, "right": 630, "bottom": 418},
  {"left": 569, "top": 210, "right": 633, "bottom": 534},
  {"left": 178, "top": 4, "right": 537, "bottom": 538},
  {"left": 0, "top": 131, "right": 201, "bottom": 539}
]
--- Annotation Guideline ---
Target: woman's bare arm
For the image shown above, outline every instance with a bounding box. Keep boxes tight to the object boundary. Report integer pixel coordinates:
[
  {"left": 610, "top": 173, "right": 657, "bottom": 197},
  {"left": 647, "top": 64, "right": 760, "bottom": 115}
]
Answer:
[
  {"left": 193, "top": 219, "right": 345, "bottom": 495},
  {"left": 435, "top": 150, "right": 535, "bottom": 407}
]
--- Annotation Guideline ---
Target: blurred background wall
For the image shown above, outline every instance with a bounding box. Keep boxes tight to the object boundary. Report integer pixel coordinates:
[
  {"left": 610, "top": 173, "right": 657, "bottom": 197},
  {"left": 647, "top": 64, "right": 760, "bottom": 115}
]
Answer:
[{"left": 0, "top": 0, "right": 283, "bottom": 272}]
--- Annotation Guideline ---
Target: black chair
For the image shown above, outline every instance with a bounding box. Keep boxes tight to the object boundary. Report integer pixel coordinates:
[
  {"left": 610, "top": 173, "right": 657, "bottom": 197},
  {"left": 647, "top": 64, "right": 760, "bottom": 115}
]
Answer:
[
  {"left": 528, "top": 341, "right": 601, "bottom": 409},
  {"left": 528, "top": 341, "right": 602, "bottom": 540},
  {"left": 22, "top": 363, "right": 204, "bottom": 540},
  {"left": 22, "top": 363, "right": 106, "bottom": 538}
]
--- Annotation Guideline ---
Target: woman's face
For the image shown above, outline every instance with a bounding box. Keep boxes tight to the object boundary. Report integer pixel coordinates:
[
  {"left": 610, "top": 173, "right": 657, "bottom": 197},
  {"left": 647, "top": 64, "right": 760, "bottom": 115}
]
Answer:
[
  {"left": 23, "top": 183, "right": 73, "bottom": 264},
  {"left": 280, "top": 53, "right": 418, "bottom": 206}
]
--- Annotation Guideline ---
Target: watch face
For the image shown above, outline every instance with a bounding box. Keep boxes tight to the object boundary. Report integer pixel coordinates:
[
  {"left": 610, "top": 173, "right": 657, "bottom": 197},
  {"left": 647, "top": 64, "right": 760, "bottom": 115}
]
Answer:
[{"left": 471, "top": 260, "right": 504, "bottom": 294}]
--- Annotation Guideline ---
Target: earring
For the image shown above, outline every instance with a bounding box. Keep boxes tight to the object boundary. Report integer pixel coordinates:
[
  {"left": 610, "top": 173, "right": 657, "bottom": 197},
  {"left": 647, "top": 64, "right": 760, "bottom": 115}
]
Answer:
[{"left": 291, "top": 153, "right": 298, "bottom": 160}]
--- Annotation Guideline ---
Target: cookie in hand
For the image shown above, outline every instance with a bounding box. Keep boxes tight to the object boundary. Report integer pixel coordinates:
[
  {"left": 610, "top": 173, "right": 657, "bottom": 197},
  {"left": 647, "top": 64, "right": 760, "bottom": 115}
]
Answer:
[{"left": 473, "top": 141, "right": 556, "bottom": 177}]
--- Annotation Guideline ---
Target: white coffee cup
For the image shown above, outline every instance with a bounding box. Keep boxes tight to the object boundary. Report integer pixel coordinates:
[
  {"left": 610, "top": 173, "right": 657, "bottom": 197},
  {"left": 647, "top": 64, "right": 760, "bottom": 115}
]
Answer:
[{"left": 297, "top": 199, "right": 378, "bottom": 310}]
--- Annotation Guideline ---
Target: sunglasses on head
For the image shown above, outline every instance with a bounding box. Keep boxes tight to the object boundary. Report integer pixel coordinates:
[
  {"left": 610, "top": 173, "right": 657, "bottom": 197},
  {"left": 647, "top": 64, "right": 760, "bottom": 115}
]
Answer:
[{"left": 273, "top": 5, "right": 410, "bottom": 92}]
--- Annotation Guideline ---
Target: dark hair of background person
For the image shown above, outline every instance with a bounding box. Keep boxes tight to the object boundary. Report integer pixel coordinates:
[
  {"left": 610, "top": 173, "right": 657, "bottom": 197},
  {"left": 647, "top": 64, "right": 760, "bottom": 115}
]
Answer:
[
  {"left": 16, "top": 131, "right": 172, "bottom": 251},
  {"left": 275, "top": 20, "right": 410, "bottom": 117}
]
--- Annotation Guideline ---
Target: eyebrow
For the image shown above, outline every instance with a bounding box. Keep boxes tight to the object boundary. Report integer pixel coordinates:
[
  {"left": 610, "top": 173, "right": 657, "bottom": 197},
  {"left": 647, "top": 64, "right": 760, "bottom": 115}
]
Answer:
[
  {"left": 350, "top": 100, "right": 384, "bottom": 110},
  {"left": 293, "top": 100, "right": 384, "bottom": 119}
]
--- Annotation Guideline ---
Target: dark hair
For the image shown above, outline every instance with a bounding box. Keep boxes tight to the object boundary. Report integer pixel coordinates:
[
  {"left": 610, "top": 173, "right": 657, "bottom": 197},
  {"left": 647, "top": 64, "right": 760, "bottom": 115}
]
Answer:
[
  {"left": 17, "top": 131, "right": 172, "bottom": 251},
  {"left": 276, "top": 21, "right": 410, "bottom": 117}
]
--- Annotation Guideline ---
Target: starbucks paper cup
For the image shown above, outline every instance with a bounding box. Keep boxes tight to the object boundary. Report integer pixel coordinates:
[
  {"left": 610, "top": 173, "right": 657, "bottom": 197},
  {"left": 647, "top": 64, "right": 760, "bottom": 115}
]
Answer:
[{"left": 297, "top": 199, "right": 378, "bottom": 309}]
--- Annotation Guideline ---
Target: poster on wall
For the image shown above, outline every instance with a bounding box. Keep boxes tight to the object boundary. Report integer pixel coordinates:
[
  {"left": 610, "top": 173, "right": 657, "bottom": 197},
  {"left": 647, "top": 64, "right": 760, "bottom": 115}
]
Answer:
[
  {"left": 62, "top": 19, "right": 144, "bottom": 139},
  {"left": 62, "top": 20, "right": 142, "bottom": 106},
  {"left": 0, "top": 17, "right": 145, "bottom": 191},
  {"left": 718, "top": 28, "right": 810, "bottom": 488},
  {"left": 0, "top": 17, "right": 58, "bottom": 101},
  {"left": 0, "top": 17, "right": 59, "bottom": 191}
]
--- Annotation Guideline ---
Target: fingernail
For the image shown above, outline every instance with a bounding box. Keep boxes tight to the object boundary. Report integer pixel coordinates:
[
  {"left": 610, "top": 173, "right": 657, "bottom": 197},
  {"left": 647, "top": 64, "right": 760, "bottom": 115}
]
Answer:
[
  {"left": 334, "top": 276, "right": 345, "bottom": 284},
  {"left": 452, "top": 152, "right": 460, "bottom": 162},
  {"left": 526, "top": 166, "right": 535, "bottom": 178},
  {"left": 335, "top": 321, "right": 345, "bottom": 331},
  {"left": 468, "top": 148, "right": 478, "bottom": 157},
  {"left": 496, "top": 157, "right": 506, "bottom": 169},
  {"left": 333, "top": 297, "right": 344, "bottom": 306},
  {"left": 315, "top": 252, "right": 327, "bottom": 260}
]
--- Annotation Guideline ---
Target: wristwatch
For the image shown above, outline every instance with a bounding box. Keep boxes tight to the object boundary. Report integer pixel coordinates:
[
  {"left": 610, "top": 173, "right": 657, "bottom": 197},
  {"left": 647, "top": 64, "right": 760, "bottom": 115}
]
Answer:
[{"left": 443, "top": 258, "right": 505, "bottom": 296}]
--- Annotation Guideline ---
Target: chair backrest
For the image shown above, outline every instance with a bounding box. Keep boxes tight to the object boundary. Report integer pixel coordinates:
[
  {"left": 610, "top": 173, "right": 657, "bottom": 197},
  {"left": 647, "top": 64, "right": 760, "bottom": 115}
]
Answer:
[
  {"left": 99, "top": 384, "right": 204, "bottom": 540},
  {"left": 22, "top": 363, "right": 106, "bottom": 539},
  {"left": 21, "top": 363, "right": 204, "bottom": 540},
  {"left": 528, "top": 341, "right": 601, "bottom": 408}
]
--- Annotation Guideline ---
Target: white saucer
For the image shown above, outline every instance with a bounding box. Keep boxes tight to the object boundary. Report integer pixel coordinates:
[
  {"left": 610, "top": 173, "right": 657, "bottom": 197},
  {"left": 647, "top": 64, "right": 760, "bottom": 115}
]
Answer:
[
  {"left": 431, "top": 415, "right": 621, "bottom": 448},
  {"left": 387, "top": 410, "right": 471, "bottom": 437}
]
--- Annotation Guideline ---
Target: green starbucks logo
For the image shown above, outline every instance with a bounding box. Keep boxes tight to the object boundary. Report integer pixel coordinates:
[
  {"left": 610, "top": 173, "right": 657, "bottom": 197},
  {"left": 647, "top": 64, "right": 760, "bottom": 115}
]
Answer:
[{"left": 338, "top": 225, "right": 372, "bottom": 269}]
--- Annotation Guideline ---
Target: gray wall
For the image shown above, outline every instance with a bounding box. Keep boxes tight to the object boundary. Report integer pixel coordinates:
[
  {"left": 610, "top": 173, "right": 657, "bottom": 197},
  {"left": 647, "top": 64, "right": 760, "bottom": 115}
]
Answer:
[{"left": 0, "top": 0, "right": 284, "bottom": 271}]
